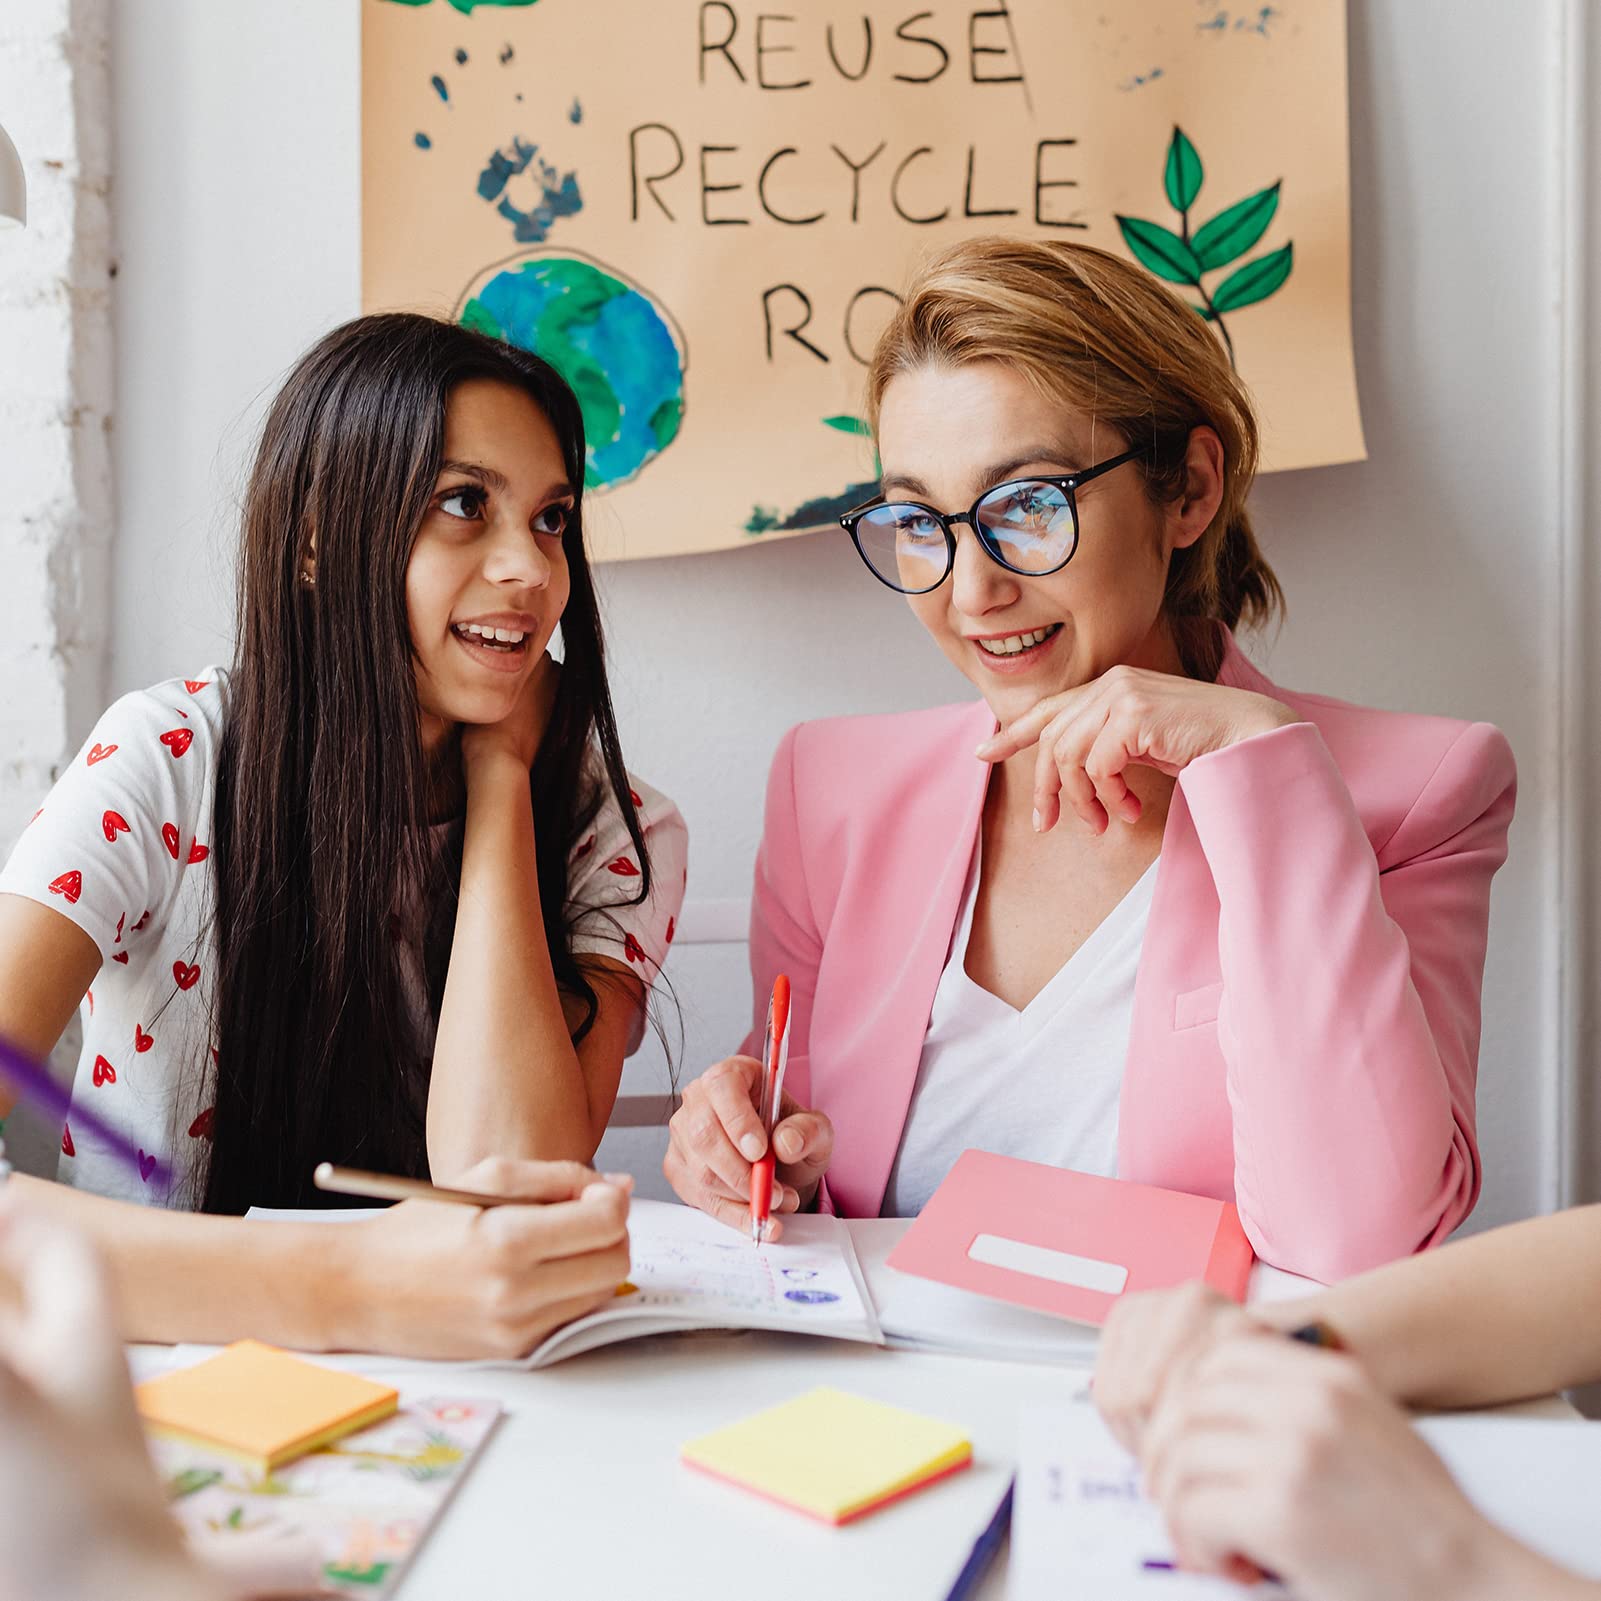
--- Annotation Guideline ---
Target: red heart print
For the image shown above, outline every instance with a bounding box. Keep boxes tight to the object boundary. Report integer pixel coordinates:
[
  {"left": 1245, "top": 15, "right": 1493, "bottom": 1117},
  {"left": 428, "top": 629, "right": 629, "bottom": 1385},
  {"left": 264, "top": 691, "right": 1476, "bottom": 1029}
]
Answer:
[
  {"left": 93, "top": 1055, "right": 116, "bottom": 1087},
  {"left": 86, "top": 988, "right": 94, "bottom": 1013},
  {"left": 162, "top": 822, "right": 180, "bottom": 859},
  {"left": 606, "top": 857, "right": 640, "bottom": 878},
  {"left": 114, "top": 912, "right": 124, "bottom": 943},
  {"left": 112, "top": 951, "right": 129, "bottom": 965},
  {"left": 629, "top": 788, "right": 644, "bottom": 807},
  {"left": 184, "top": 679, "right": 209, "bottom": 694},
  {"left": 28, "top": 808, "right": 42, "bottom": 827},
  {"left": 159, "top": 728, "right": 193, "bottom": 758},
  {"left": 86, "top": 743, "right": 117, "bottom": 766},
  {"left": 102, "top": 810, "right": 130, "bottom": 843},
  {"left": 134, "top": 1024, "right": 154, "bottom": 1053},
  {"left": 138, "top": 1150, "right": 156, "bottom": 1183},
  {"left": 188, "top": 1107, "right": 215, "bottom": 1140},
  {"left": 174, "top": 708, "right": 189, "bottom": 719},
  {"left": 61, "top": 1124, "right": 74, "bottom": 1157},
  {"left": 666, "top": 916, "right": 676, "bottom": 945},
  {"left": 132, "top": 910, "right": 151, "bottom": 932},
  {"left": 173, "top": 960, "right": 201, "bottom": 991},
  {"left": 576, "top": 836, "right": 596, "bottom": 859},
  {"left": 188, "top": 840, "right": 209, "bottom": 864},
  {"left": 48, "top": 870, "right": 82, "bottom": 904},
  {"left": 623, "top": 933, "right": 646, "bottom": 964},
  {"left": 210, "top": 1046, "right": 219, "bottom": 1066}
]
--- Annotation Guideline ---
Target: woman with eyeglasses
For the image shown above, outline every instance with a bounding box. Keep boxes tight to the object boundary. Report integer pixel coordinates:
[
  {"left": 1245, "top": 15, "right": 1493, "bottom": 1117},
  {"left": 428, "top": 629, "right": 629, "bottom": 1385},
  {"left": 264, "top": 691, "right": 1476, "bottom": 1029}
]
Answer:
[{"left": 664, "top": 236, "right": 1515, "bottom": 1282}]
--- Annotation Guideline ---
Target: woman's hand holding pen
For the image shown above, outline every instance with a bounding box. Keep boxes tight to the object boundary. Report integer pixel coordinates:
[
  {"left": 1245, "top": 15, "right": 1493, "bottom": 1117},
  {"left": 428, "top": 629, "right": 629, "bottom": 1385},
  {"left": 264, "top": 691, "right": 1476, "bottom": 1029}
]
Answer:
[
  {"left": 1137, "top": 1334, "right": 1559, "bottom": 1601},
  {"left": 339, "top": 1156, "right": 633, "bottom": 1360},
  {"left": 1093, "top": 1282, "right": 1269, "bottom": 1454},
  {"left": 663, "top": 1056, "right": 834, "bottom": 1239}
]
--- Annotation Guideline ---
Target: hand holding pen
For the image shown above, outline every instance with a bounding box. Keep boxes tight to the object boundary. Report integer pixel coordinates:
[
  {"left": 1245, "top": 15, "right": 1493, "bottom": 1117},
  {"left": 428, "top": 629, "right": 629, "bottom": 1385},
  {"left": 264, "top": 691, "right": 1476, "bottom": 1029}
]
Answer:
[{"left": 661, "top": 974, "right": 834, "bottom": 1240}]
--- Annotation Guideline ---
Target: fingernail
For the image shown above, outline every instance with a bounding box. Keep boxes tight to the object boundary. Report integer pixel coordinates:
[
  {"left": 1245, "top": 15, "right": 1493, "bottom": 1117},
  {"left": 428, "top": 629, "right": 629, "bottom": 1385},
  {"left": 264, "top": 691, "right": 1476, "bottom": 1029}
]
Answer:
[
  {"left": 1032, "top": 808, "right": 1042, "bottom": 833},
  {"left": 739, "top": 1134, "right": 764, "bottom": 1161},
  {"left": 602, "top": 1171, "right": 635, "bottom": 1190},
  {"left": 975, "top": 740, "right": 995, "bottom": 758}
]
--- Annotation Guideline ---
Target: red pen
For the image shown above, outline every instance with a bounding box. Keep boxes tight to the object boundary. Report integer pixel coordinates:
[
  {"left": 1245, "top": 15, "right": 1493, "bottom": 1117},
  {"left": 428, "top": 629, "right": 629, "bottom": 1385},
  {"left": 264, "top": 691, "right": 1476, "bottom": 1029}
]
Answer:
[{"left": 749, "top": 973, "right": 792, "bottom": 1244}]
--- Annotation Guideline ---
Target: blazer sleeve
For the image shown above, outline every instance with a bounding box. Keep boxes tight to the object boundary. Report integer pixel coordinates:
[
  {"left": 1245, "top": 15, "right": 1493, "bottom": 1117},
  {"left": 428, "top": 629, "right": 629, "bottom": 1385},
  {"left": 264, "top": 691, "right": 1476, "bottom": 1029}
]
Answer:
[{"left": 1177, "top": 718, "right": 1516, "bottom": 1281}]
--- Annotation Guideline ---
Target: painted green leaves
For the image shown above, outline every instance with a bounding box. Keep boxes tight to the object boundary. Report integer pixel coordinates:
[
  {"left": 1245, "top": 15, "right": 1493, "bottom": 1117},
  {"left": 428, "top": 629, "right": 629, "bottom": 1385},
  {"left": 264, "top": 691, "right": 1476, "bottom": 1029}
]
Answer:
[
  {"left": 1116, "top": 126, "right": 1294, "bottom": 366},
  {"left": 1164, "top": 127, "right": 1204, "bottom": 212}
]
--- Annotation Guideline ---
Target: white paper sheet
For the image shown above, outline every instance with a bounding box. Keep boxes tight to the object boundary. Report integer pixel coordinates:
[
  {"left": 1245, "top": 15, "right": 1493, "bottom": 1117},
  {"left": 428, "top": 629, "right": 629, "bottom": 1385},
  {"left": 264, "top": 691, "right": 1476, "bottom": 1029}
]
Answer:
[{"left": 1011, "top": 1398, "right": 1601, "bottom": 1599}]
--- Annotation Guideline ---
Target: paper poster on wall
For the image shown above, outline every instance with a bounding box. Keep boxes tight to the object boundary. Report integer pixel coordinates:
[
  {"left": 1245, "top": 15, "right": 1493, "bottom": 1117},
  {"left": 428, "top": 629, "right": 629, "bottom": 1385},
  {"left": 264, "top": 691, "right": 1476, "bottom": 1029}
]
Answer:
[{"left": 363, "top": 0, "right": 1364, "bottom": 562}]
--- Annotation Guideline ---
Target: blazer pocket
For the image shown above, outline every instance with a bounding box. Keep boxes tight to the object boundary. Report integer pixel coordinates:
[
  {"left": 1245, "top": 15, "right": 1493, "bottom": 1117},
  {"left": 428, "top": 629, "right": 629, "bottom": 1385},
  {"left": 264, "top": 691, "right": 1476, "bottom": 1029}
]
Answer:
[{"left": 1173, "top": 981, "right": 1224, "bottom": 1032}]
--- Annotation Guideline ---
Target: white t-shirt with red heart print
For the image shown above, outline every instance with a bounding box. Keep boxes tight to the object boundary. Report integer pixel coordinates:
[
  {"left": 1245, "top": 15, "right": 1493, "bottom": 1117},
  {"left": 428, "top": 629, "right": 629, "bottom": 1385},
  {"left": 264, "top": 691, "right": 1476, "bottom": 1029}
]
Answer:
[{"left": 0, "top": 669, "right": 688, "bottom": 1210}]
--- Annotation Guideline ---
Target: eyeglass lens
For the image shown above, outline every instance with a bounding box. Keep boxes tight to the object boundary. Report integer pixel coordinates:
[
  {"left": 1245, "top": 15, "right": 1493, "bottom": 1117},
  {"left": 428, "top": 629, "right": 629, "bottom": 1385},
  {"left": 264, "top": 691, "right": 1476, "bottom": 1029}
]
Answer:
[{"left": 852, "top": 480, "right": 1078, "bottom": 592}]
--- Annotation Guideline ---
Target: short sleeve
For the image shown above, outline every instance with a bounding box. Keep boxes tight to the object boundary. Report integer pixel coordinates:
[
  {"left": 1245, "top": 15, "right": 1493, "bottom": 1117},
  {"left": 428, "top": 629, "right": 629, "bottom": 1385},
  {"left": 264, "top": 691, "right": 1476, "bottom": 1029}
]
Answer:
[
  {"left": 567, "top": 768, "right": 688, "bottom": 983},
  {"left": 0, "top": 683, "right": 217, "bottom": 959}
]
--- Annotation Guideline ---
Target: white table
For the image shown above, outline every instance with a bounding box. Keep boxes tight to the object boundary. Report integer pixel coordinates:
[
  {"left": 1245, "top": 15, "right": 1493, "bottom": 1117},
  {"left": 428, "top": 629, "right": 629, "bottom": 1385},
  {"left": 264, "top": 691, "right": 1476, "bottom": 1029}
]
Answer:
[{"left": 132, "top": 1219, "right": 1580, "bottom": 1601}]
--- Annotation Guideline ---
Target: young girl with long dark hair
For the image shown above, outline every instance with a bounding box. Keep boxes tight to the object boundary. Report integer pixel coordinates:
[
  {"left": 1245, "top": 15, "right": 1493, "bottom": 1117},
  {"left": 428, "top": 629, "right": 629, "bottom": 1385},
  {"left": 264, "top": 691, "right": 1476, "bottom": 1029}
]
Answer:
[{"left": 0, "top": 313, "right": 686, "bottom": 1357}]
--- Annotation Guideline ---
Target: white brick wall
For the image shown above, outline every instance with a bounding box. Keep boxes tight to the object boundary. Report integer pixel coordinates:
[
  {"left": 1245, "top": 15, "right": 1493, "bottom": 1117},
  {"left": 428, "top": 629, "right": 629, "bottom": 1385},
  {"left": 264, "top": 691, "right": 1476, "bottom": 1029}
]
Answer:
[
  {"left": 1, "top": 0, "right": 112, "bottom": 1173},
  {"left": 0, "top": 0, "right": 113, "bottom": 854}
]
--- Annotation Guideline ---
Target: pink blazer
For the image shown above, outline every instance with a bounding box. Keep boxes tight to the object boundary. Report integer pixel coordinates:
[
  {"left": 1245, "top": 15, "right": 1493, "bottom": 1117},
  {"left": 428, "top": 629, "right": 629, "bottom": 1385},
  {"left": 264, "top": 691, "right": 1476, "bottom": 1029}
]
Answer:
[{"left": 742, "top": 638, "right": 1516, "bottom": 1282}]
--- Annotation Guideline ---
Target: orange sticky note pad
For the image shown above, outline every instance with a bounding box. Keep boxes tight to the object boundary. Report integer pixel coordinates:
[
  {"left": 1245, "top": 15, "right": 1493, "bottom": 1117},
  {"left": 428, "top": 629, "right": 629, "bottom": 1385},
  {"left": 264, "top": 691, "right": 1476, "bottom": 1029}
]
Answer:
[
  {"left": 136, "top": 1341, "right": 399, "bottom": 1472},
  {"left": 681, "top": 1387, "right": 972, "bottom": 1525}
]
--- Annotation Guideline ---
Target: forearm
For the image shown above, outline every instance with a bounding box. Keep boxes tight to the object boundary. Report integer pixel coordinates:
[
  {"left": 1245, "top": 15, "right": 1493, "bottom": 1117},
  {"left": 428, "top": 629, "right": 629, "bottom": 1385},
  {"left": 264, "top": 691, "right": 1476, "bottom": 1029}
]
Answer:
[
  {"left": 428, "top": 751, "right": 595, "bottom": 1176},
  {"left": 7, "top": 1174, "right": 362, "bottom": 1349},
  {"left": 1182, "top": 725, "right": 1482, "bottom": 1279},
  {"left": 1264, "top": 1206, "right": 1601, "bottom": 1408}
]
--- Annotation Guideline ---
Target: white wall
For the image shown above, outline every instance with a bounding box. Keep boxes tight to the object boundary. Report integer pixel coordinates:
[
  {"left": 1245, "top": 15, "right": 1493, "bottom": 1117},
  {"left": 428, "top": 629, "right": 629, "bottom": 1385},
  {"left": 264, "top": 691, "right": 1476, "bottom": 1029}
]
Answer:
[{"left": 109, "top": 0, "right": 1574, "bottom": 1224}]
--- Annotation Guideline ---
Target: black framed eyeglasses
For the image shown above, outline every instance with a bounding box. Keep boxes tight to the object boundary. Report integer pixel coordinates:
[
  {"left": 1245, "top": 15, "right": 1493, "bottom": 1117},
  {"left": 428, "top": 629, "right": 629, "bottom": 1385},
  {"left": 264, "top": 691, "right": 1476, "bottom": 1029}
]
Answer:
[{"left": 838, "top": 446, "right": 1147, "bottom": 595}]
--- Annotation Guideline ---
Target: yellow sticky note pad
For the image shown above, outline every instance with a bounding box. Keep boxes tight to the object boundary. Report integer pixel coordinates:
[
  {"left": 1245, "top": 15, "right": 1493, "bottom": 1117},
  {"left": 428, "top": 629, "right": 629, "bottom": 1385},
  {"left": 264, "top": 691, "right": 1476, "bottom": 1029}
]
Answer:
[
  {"left": 681, "top": 1387, "right": 972, "bottom": 1525},
  {"left": 136, "top": 1341, "right": 399, "bottom": 1472}
]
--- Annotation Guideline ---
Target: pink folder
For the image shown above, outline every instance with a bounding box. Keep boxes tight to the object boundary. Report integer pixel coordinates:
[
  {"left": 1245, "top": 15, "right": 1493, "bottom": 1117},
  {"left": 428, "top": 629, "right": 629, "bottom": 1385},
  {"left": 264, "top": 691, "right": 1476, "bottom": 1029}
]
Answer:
[{"left": 885, "top": 1149, "right": 1255, "bottom": 1327}]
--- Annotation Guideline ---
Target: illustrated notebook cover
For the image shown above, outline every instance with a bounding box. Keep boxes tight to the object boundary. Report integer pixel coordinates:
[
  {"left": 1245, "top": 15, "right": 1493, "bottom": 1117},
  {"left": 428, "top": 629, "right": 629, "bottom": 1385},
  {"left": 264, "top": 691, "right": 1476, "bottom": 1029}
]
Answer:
[
  {"left": 136, "top": 1340, "right": 399, "bottom": 1470},
  {"left": 886, "top": 1150, "right": 1255, "bottom": 1328},
  {"left": 681, "top": 1387, "right": 972, "bottom": 1525},
  {"left": 152, "top": 1394, "right": 501, "bottom": 1598}
]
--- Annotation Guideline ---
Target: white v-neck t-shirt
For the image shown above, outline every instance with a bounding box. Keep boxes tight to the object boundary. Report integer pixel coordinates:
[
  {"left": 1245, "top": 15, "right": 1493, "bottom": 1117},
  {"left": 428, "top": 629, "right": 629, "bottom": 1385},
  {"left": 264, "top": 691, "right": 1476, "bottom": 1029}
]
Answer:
[{"left": 880, "top": 841, "right": 1158, "bottom": 1218}]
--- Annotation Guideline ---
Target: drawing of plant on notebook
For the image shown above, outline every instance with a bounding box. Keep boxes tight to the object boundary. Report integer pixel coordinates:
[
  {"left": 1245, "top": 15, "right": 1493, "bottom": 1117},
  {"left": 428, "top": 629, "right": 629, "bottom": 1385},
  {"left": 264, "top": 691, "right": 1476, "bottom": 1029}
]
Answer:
[{"left": 1115, "top": 126, "right": 1294, "bottom": 366}]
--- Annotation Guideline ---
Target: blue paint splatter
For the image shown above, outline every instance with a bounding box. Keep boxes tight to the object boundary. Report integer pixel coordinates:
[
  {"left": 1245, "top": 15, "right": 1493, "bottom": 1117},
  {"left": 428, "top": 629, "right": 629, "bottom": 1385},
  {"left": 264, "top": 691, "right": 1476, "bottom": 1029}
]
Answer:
[
  {"left": 476, "top": 137, "right": 583, "bottom": 244},
  {"left": 454, "top": 47, "right": 468, "bottom": 64},
  {"left": 431, "top": 74, "right": 449, "bottom": 102},
  {"left": 1197, "top": 6, "right": 1278, "bottom": 36},
  {"left": 415, "top": 131, "right": 433, "bottom": 149},
  {"left": 499, "top": 42, "right": 515, "bottom": 64},
  {"left": 569, "top": 98, "right": 583, "bottom": 124},
  {"left": 1119, "top": 65, "right": 1165, "bottom": 91}
]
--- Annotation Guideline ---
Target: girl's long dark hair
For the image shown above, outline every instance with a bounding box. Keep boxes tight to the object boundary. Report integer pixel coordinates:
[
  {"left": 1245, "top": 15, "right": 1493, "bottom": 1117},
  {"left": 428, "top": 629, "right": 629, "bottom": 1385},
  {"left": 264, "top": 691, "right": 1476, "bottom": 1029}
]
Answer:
[{"left": 198, "top": 313, "right": 650, "bottom": 1213}]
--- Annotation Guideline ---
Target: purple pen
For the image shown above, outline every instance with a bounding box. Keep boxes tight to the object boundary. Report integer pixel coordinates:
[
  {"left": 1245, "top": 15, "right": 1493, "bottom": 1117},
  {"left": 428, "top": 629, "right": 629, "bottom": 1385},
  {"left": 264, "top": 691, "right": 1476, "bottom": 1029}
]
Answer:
[{"left": 0, "top": 1031, "right": 171, "bottom": 1191}]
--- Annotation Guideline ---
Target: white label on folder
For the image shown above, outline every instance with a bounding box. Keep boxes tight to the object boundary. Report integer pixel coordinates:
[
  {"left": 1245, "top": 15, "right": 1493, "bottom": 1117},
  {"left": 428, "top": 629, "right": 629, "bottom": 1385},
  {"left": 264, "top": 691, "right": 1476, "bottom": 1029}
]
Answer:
[{"left": 966, "top": 1234, "right": 1130, "bottom": 1294}]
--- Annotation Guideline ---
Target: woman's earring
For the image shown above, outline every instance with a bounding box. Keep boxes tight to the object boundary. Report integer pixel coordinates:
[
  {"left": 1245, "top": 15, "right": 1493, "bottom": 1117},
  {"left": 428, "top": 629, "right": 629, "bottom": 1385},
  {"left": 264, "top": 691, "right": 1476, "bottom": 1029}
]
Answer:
[{"left": 298, "top": 569, "right": 315, "bottom": 589}]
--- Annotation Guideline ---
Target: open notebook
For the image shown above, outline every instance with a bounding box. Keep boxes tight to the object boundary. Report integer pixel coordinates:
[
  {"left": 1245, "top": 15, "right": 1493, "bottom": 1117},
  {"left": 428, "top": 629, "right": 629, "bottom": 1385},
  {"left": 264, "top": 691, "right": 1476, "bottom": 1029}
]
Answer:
[
  {"left": 232, "top": 1199, "right": 881, "bottom": 1368},
  {"left": 520, "top": 1199, "right": 882, "bottom": 1365}
]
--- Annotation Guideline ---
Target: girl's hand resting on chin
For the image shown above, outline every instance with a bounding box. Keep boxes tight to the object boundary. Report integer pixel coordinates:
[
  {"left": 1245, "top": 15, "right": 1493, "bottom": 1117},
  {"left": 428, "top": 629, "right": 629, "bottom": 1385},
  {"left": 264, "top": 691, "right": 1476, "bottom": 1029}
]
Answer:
[{"left": 460, "top": 651, "right": 561, "bottom": 775}]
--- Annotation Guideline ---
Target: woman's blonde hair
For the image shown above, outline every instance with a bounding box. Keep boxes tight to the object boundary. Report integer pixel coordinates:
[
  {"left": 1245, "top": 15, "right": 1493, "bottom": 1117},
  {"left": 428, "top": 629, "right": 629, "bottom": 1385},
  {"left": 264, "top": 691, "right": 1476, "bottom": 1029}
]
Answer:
[{"left": 865, "top": 236, "right": 1283, "bottom": 678}]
